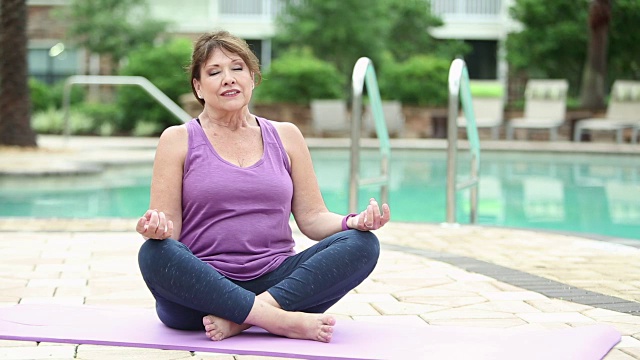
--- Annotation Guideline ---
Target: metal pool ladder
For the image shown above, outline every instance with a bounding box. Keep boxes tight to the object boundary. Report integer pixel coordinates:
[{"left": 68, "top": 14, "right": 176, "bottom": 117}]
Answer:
[
  {"left": 445, "top": 59, "right": 481, "bottom": 225},
  {"left": 349, "top": 57, "right": 391, "bottom": 212}
]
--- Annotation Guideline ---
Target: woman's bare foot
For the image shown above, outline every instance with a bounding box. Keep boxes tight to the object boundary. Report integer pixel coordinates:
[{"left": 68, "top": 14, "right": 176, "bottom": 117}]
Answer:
[
  {"left": 203, "top": 312, "right": 336, "bottom": 343},
  {"left": 203, "top": 315, "right": 251, "bottom": 341},
  {"left": 268, "top": 312, "right": 336, "bottom": 343}
]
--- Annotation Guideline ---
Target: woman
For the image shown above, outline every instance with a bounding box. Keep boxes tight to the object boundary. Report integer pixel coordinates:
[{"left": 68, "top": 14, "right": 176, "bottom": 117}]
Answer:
[{"left": 136, "top": 30, "right": 391, "bottom": 343}]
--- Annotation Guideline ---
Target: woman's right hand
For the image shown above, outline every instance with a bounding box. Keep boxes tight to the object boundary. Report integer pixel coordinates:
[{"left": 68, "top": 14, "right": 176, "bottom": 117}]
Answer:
[{"left": 136, "top": 209, "right": 173, "bottom": 240}]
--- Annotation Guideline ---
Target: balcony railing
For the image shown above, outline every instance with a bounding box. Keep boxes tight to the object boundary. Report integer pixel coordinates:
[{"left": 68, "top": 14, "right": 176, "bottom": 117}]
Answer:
[
  {"left": 219, "top": 0, "right": 287, "bottom": 19},
  {"left": 431, "top": 0, "right": 502, "bottom": 18}
]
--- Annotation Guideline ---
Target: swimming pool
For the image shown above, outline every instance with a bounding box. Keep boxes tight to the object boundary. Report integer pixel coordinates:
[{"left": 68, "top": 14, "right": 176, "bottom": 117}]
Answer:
[{"left": 1, "top": 148, "right": 638, "bottom": 240}]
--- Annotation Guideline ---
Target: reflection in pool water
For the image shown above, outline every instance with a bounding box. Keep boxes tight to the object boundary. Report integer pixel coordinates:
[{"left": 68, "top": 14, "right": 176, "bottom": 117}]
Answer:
[{"left": 1, "top": 149, "right": 638, "bottom": 240}]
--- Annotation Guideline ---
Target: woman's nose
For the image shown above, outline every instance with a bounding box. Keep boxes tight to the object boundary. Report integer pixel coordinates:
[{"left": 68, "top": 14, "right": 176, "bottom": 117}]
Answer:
[{"left": 221, "top": 69, "right": 236, "bottom": 85}]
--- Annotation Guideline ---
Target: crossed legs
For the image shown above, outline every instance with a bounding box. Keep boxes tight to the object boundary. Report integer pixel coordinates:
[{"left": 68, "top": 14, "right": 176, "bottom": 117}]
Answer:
[{"left": 138, "top": 230, "right": 380, "bottom": 342}]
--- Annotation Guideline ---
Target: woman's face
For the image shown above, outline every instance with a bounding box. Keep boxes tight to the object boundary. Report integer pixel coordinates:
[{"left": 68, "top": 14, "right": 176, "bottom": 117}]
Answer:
[{"left": 193, "top": 48, "right": 254, "bottom": 114}]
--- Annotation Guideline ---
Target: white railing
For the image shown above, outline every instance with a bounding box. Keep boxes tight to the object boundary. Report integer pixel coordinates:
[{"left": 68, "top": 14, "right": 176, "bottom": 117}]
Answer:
[
  {"left": 432, "top": 0, "right": 502, "bottom": 18},
  {"left": 218, "top": 0, "right": 287, "bottom": 19}
]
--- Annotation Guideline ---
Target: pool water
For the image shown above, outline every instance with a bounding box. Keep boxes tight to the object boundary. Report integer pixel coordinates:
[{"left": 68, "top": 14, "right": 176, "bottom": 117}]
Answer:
[{"left": 1, "top": 149, "right": 638, "bottom": 240}]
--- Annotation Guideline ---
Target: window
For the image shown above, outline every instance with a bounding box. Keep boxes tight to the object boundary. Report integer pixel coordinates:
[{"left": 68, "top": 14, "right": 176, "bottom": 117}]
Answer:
[{"left": 28, "top": 45, "right": 79, "bottom": 84}]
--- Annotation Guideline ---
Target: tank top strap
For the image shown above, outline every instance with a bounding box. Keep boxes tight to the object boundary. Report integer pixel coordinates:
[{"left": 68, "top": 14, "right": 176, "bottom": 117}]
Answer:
[
  {"left": 185, "top": 118, "right": 208, "bottom": 148},
  {"left": 256, "top": 117, "right": 291, "bottom": 174}
]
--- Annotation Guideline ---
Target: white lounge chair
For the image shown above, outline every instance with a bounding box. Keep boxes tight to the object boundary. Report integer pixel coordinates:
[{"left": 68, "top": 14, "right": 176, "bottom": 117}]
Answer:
[
  {"left": 311, "top": 99, "right": 349, "bottom": 137},
  {"left": 506, "top": 79, "right": 569, "bottom": 141},
  {"left": 458, "top": 80, "right": 504, "bottom": 139},
  {"left": 363, "top": 100, "right": 405, "bottom": 137},
  {"left": 573, "top": 80, "right": 640, "bottom": 143}
]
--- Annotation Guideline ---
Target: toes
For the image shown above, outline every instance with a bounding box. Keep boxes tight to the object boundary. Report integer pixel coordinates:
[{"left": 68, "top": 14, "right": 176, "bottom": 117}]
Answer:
[
  {"left": 203, "top": 315, "right": 213, "bottom": 325},
  {"left": 319, "top": 330, "right": 332, "bottom": 343},
  {"left": 205, "top": 330, "right": 224, "bottom": 341},
  {"left": 322, "top": 315, "right": 336, "bottom": 326}
]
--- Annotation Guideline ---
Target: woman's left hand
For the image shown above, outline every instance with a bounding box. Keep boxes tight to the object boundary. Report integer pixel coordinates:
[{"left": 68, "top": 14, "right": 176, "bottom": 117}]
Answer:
[{"left": 349, "top": 198, "right": 391, "bottom": 231}]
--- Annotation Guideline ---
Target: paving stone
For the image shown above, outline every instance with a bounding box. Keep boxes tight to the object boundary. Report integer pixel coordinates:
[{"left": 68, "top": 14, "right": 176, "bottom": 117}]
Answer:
[
  {"left": 526, "top": 299, "right": 594, "bottom": 313},
  {"left": 326, "top": 302, "right": 380, "bottom": 316},
  {"left": 339, "top": 293, "right": 398, "bottom": 303},
  {"left": 192, "top": 352, "right": 237, "bottom": 359},
  {"left": 396, "top": 295, "right": 487, "bottom": 307},
  {"left": 19, "top": 296, "right": 85, "bottom": 305},
  {"left": 0, "top": 340, "right": 37, "bottom": 347},
  {"left": 420, "top": 308, "right": 517, "bottom": 320},
  {"left": 464, "top": 300, "right": 542, "bottom": 314},
  {"left": 371, "top": 301, "right": 447, "bottom": 315},
  {"left": 617, "top": 336, "right": 640, "bottom": 348},
  {"left": 426, "top": 318, "right": 527, "bottom": 328},
  {"left": 351, "top": 315, "right": 428, "bottom": 326},
  {"left": 517, "top": 312, "right": 596, "bottom": 323},
  {"left": 619, "top": 346, "right": 640, "bottom": 358},
  {"left": 604, "top": 348, "right": 638, "bottom": 359},
  {"left": 0, "top": 343, "right": 76, "bottom": 359},
  {"left": 27, "top": 278, "right": 87, "bottom": 288},
  {"left": 481, "top": 291, "right": 548, "bottom": 301},
  {"left": 76, "top": 344, "right": 193, "bottom": 359}
]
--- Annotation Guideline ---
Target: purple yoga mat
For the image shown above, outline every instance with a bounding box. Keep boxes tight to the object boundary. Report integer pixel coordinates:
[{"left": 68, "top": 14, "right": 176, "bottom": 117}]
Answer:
[{"left": 0, "top": 304, "right": 620, "bottom": 360}]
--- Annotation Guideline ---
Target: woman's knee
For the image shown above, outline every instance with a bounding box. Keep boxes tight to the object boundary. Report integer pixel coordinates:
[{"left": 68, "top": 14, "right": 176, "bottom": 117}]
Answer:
[
  {"left": 346, "top": 230, "right": 380, "bottom": 263},
  {"left": 138, "top": 238, "right": 183, "bottom": 275}
]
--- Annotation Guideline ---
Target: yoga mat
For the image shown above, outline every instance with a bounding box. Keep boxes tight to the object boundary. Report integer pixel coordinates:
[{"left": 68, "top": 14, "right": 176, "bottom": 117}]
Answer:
[{"left": 0, "top": 304, "right": 620, "bottom": 360}]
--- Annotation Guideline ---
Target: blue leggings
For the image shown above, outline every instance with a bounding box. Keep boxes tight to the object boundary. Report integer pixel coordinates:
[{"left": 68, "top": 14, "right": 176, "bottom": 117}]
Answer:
[{"left": 138, "top": 230, "right": 380, "bottom": 330}]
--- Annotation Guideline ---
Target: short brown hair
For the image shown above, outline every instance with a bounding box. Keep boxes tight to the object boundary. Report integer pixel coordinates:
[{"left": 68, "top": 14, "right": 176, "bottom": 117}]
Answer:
[{"left": 188, "top": 31, "right": 262, "bottom": 106}]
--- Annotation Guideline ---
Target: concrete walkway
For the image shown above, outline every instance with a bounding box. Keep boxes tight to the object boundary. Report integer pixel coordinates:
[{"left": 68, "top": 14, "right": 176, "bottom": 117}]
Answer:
[{"left": 1, "top": 135, "right": 640, "bottom": 359}]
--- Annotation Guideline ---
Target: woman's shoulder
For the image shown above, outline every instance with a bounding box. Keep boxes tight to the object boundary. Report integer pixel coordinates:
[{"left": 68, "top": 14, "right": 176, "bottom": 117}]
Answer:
[
  {"left": 260, "top": 118, "right": 307, "bottom": 156},
  {"left": 263, "top": 119, "right": 302, "bottom": 138},
  {"left": 158, "top": 123, "right": 189, "bottom": 148}
]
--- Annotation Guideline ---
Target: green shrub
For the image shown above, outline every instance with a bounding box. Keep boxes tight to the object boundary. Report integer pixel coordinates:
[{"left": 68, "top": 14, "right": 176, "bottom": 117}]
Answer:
[
  {"left": 49, "top": 80, "right": 86, "bottom": 109},
  {"left": 379, "top": 55, "right": 450, "bottom": 107},
  {"left": 29, "top": 78, "right": 54, "bottom": 112},
  {"left": 117, "top": 38, "right": 193, "bottom": 134},
  {"left": 73, "top": 102, "right": 124, "bottom": 136},
  {"left": 32, "top": 108, "right": 95, "bottom": 135},
  {"left": 253, "top": 48, "right": 345, "bottom": 104}
]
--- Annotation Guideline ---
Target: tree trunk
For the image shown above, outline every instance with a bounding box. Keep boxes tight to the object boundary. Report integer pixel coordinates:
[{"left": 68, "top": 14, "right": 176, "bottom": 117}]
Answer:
[
  {"left": 0, "top": 0, "right": 37, "bottom": 147},
  {"left": 580, "top": 0, "right": 611, "bottom": 111}
]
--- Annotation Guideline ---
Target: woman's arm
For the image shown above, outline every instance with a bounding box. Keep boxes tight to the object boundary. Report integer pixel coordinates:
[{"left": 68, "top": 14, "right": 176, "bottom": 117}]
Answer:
[
  {"left": 136, "top": 125, "right": 188, "bottom": 240},
  {"left": 274, "top": 122, "right": 390, "bottom": 240}
]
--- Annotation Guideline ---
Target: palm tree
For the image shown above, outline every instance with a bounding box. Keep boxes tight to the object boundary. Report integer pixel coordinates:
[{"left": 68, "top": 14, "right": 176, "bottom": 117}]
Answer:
[
  {"left": 580, "top": 0, "right": 611, "bottom": 111},
  {"left": 0, "top": 0, "right": 37, "bottom": 147}
]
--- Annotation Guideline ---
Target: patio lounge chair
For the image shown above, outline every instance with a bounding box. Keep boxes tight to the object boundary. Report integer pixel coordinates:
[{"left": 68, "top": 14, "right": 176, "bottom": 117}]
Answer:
[
  {"left": 573, "top": 80, "right": 640, "bottom": 143},
  {"left": 506, "top": 79, "right": 569, "bottom": 141},
  {"left": 311, "top": 99, "right": 349, "bottom": 137},
  {"left": 363, "top": 100, "right": 406, "bottom": 137},
  {"left": 458, "top": 80, "right": 504, "bottom": 139}
]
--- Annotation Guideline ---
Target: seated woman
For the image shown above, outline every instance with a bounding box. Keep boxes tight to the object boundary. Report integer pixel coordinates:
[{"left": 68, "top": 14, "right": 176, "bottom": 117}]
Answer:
[{"left": 136, "top": 30, "right": 391, "bottom": 343}]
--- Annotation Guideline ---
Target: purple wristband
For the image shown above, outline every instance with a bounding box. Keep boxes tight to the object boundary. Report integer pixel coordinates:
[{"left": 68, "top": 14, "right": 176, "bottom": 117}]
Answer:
[{"left": 342, "top": 213, "right": 358, "bottom": 231}]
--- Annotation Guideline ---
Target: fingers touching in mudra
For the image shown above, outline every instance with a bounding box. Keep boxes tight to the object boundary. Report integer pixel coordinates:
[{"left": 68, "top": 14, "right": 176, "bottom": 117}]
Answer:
[
  {"left": 350, "top": 198, "right": 391, "bottom": 231},
  {"left": 136, "top": 209, "right": 173, "bottom": 240}
]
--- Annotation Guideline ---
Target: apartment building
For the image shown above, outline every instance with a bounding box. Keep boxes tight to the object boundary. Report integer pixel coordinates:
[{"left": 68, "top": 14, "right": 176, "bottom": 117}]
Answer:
[{"left": 26, "top": 0, "right": 519, "bottom": 84}]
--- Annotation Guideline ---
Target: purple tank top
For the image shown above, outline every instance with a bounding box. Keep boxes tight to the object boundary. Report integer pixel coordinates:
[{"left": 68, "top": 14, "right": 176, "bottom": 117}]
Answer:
[{"left": 179, "top": 117, "right": 295, "bottom": 281}]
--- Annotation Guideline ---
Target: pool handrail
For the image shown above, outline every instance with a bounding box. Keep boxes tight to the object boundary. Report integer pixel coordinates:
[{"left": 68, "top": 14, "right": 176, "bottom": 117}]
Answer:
[
  {"left": 349, "top": 57, "right": 391, "bottom": 213},
  {"left": 446, "top": 59, "right": 481, "bottom": 224},
  {"left": 62, "top": 75, "right": 192, "bottom": 140}
]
